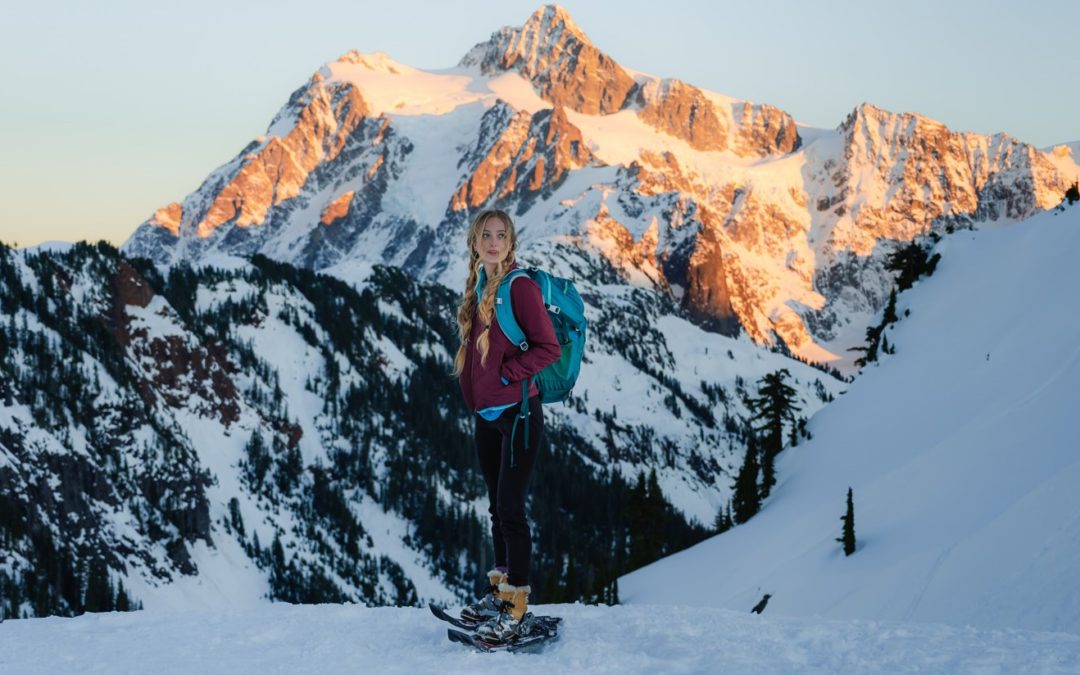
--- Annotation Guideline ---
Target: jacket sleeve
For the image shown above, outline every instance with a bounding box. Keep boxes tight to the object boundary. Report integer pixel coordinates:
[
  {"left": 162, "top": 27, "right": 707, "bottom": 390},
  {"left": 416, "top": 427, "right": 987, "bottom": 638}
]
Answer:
[{"left": 499, "top": 277, "right": 561, "bottom": 383}]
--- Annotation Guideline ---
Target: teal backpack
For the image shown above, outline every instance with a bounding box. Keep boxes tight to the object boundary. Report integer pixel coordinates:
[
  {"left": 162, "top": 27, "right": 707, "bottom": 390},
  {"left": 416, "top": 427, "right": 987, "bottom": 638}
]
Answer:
[{"left": 475, "top": 266, "right": 588, "bottom": 461}]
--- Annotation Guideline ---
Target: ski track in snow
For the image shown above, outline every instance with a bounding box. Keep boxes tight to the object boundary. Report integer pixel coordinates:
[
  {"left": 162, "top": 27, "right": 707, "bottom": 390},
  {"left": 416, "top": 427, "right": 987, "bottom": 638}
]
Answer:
[{"left": 2, "top": 603, "right": 1079, "bottom": 675}]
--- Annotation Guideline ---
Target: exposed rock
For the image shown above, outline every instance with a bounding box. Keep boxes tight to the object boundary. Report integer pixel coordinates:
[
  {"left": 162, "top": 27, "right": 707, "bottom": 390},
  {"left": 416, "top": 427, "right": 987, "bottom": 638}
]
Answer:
[
  {"left": 120, "top": 11, "right": 1076, "bottom": 362},
  {"left": 135, "top": 332, "right": 242, "bottom": 426},
  {"left": 831, "top": 103, "right": 1068, "bottom": 256},
  {"left": 196, "top": 83, "right": 370, "bottom": 237},
  {"left": 732, "top": 101, "right": 800, "bottom": 156},
  {"left": 461, "top": 5, "right": 636, "bottom": 115},
  {"left": 112, "top": 260, "right": 154, "bottom": 310},
  {"left": 321, "top": 191, "right": 355, "bottom": 225},
  {"left": 451, "top": 103, "right": 592, "bottom": 211},
  {"left": 637, "top": 80, "right": 729, "bottom": 152},
  {"left": 150, "top": 203, "right": 183, "bottom": 237},
  {"left": 634, "top": 80, "right": 799, "bottom": 157},
  {"left": 106, "top": 260, "right": 155, "bottom": 347},
  {"left": 684, "top": 226, "right": 739, "bottom": 335}
]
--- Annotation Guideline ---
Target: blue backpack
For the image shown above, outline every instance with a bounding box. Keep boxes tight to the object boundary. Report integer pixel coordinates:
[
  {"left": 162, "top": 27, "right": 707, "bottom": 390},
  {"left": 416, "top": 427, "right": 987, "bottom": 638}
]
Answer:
[{"left": 476, "top": 266, "right": 588, "bottom": 459}]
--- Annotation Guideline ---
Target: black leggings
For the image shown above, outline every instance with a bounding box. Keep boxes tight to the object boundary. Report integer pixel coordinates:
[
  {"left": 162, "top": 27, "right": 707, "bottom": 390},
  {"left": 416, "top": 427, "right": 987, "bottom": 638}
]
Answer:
[{"left": 474, "top": 395, "right": 544, "bottom": 587}]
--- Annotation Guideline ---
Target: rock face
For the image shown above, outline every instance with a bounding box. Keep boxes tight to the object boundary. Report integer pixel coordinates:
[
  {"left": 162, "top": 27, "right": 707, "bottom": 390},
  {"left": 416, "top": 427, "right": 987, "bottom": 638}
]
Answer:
[
  {"left": 320, "top": 191, "right": 355, "bottom": 226},
  {"left": 636, "top": 80, "right": 730, "bottom": 153},
  {"left": 450, "top": 103, "right": 592, "bottom": 211},
  {"left": 732, "top": 100, "right": 801, "bottom": 157},
  {"left": 123, "top": 5, "right": 1080, "bottom": 364},
  {"left": 799, "top": 103, "right": 1073, "bottom": 343},
  {"left": 461, "top": 6, "right": 799, "bottom": 159},
  {"left": 635, "top": 80, "right": 799, "bottom": 157},
  {"left": 461, "top": 5, "right": 636, "bottom": 116},
  {"left": 813, "top": 102, "right": 1068, "bottom": 258},
  {"left": 198, "top": 84, "right": 369, "bottom": 238},
  {"left": 128, "top": 76, "right": 397, "bottom": 270}
]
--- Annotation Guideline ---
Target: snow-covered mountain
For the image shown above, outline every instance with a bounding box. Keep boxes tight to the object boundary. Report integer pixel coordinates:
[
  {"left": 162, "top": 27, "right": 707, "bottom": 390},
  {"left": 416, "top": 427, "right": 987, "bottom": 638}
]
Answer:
[
  {"left": 622, "top": 203, "right": 1080, "bottom": 634},
  {"left": 123, "top": 4, "right": 1080, "bottom": 366},
  {"left": 0, "top": 239, "right": 839, "bottom": 618},
  {"left": 6, "top": 1, "right": 1078, "bottom": 630}
]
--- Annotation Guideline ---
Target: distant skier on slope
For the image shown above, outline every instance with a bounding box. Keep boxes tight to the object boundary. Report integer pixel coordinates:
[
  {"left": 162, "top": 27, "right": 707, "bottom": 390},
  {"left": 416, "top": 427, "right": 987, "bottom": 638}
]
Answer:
[{"left": 451, "top": 208, "right": 561, "bottom": 644}]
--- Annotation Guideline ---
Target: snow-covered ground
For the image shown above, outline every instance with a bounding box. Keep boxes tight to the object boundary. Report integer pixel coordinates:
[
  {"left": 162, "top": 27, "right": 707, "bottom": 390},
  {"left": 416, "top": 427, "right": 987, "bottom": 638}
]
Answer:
[
  {"left": 622, "top": 205, "right": 1080, "bottom": 635},
  {"left": 3, "top": 603, "right": 1079, "bottom": 674}
]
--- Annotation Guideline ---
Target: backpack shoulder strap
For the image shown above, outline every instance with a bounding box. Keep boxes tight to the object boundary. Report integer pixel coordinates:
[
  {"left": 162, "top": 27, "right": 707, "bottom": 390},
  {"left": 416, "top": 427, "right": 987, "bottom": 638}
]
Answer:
[
  {"left": 530, "top": 269, "right": 553, "bottom": 309},
  {"left": 495, "top": 269, "right": 532, "bottom": 351}
]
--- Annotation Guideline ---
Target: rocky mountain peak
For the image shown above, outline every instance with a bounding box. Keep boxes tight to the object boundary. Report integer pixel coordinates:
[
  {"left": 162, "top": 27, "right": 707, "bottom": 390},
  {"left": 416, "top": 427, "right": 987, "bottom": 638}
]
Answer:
[
  {"left": 336, "top": 50, "right": 404, "bottom": 74},
  {"left": 460, "top": 4, "right": 635, "bottom": 115},
  {"left": 840, "top": 102, "right": 945, "bottom": 144},
  {"left": 523, "top": 4, "right": 588, "bottom": 45}
]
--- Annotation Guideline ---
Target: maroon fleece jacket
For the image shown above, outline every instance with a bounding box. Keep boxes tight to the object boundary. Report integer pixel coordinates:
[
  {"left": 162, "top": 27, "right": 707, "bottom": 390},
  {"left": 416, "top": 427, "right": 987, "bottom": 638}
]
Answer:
[{"left": 459, "top": 268, "right": 560, "bottom": 412}]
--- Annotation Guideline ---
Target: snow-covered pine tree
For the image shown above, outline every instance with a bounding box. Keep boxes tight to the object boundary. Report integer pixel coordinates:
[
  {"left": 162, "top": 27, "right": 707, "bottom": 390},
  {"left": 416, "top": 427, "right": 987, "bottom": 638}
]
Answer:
[{"left": 837, "top": 487, "right": 856, "bottom": 556}]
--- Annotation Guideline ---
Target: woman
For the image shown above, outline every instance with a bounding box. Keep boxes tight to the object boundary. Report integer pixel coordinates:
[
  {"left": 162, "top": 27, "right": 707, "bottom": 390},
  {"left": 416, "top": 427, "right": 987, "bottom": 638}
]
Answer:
[{"left": 452, "top": 208, "right": 560, "bottom": 641}]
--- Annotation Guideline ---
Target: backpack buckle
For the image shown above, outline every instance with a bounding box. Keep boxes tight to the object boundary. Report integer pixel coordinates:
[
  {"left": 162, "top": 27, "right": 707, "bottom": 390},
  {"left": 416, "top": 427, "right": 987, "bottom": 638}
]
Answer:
[
  {"left": 518, "top": 341, "right": 529, "bottom": 351},
  {"left": 548, "top": 304, "right": 561, "bottom": 314}
]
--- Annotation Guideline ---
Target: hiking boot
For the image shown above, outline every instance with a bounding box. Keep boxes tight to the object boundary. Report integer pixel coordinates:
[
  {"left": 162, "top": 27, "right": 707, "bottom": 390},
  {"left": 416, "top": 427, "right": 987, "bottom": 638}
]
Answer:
[
  {"left": 460, "top": 569, "right": 508, "bottom": 624},
  {"left": 476, "top": 583, "right": 531, "bottom": 643}
]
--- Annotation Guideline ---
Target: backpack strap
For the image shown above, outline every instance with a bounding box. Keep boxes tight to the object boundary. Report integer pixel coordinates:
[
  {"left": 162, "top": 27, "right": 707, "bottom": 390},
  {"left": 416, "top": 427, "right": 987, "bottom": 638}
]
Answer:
[
  {"left": 475, "top": 266, "right": 541, "bottom": 465},
  {"left": 509, "top": 376, "right": 537, "bottom": 468},
  {"left": 493, "top": 269, "right": 532, "bottom": 351}
]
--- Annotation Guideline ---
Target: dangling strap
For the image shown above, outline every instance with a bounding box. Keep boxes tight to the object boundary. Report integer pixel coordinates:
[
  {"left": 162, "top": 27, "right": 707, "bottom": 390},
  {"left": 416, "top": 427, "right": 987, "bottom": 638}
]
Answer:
[{"left": 509, "top": 378, "right": 532, "bottom": 468}]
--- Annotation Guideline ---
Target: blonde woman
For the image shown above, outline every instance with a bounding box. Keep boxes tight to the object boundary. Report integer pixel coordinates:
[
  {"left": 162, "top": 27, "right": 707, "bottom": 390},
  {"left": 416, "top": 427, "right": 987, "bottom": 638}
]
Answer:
[{"left": 452, "top": 209, "right": 559, "bottom": 642}]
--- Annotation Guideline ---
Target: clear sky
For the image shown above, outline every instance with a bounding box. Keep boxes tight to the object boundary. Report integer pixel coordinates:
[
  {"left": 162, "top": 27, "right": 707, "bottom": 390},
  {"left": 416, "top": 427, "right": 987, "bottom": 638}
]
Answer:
[{"left": 1, "top": 0, "right": 1075, "bottom": 248}]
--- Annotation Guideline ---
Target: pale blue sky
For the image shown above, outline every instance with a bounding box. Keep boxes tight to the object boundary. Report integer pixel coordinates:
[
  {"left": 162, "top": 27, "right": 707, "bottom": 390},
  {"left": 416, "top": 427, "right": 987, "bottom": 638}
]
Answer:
[{"left": 1, "top": 0, "right": 1075, "bottom": 247}]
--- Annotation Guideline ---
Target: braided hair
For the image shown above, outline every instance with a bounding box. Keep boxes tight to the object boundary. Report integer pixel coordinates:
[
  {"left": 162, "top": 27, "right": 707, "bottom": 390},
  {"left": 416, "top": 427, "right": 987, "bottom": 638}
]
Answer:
[{"left": 453, "top": 209, "right": 518, "bottom": 376}]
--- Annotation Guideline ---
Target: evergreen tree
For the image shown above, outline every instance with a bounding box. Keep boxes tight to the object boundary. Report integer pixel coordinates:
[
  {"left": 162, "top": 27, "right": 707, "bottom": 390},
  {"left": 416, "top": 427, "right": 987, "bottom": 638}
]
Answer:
[
  {"left": 882, "top": 288, "right": 898, "bottom": 324},
  {"left": 887, "top": 241, "right": 940, "bottom": 292},
  {"left": 644, "top": 469, "right": 666, "bottom": 557},
  {"left": 115, "top": 580, "right": 131, "bottom": 611},
  {"left": 565, "top": 550, "right": 577, "bottom": 601},
  {"left": 625, "top": 471, "right": 660, "bottom": 570},
  {"left": 732, "top": 434, "right": 761, "bottom": 524},
  {"left": 713, "top": 504, "right": 733, "bottom": 534},
  {"left": 244, "top": 432, "right": 271, "bottom": 490},
  {"left": 82, "top": 559, "right": 113, "bottom": 613},
  {"left": 1065, "top": 182, "right": 1079, "bottom": 205},
  {"left": 837, "top": 487, "right": 856, "bottom": 556},
  {"left": 747, "top": 369, "right": 801, "bottom": 498},
  {"left": 228, "top": 497, "right": 245, "bottom": 537}
]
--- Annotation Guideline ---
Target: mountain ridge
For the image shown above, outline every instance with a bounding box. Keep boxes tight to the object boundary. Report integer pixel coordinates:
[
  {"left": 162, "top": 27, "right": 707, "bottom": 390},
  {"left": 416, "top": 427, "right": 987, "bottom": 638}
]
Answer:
[{"left": 123, "top": 5, "right": 1079, "bottom": 368}]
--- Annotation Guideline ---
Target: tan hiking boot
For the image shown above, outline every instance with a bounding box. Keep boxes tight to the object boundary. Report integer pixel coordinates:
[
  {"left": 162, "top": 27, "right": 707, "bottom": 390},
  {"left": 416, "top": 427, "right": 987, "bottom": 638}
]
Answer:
[
  {"left": 460, "top": 569, "right": 508, "bottom": 623},
  {"left": 495, "top": 582, "right": 530, "bottom": 622},
  {"left": 477, "top": 583, "right": 532, "bottom": 642}
]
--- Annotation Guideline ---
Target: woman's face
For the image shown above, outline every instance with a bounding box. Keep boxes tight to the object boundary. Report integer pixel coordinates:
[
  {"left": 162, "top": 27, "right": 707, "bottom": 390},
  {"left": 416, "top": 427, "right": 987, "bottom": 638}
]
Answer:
[{"left": 474, "top": 215, "right": 511, "bottom": 267}]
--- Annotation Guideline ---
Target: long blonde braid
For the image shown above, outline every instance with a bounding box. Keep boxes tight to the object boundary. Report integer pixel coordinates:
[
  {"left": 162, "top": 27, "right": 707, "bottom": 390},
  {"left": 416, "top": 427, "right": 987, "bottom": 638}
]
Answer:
[{"left": 452, "top": 210, "right": 518, "bottom": 376}]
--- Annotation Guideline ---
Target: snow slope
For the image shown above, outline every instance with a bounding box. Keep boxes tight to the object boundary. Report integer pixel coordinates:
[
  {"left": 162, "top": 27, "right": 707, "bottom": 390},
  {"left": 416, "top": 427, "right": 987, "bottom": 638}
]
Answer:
[
  {"left": 621, "top": 205, "right": 1080, "bottom": 634},
  {"left": 2, "top": 603, "right": 1078, "bottom": 674},
  {"left": 1042, "top": 141, "right": 1080, "bottom": 184}
]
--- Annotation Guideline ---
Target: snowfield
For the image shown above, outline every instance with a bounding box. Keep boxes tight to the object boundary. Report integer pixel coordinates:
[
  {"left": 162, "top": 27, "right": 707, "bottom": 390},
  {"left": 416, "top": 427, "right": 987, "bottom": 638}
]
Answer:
[
  {"left": 622, "top": 205, "right": 1080, "bottom": 635},
  {"left": 2, "top": 603, "right": 1079, "bottom": 674}
]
